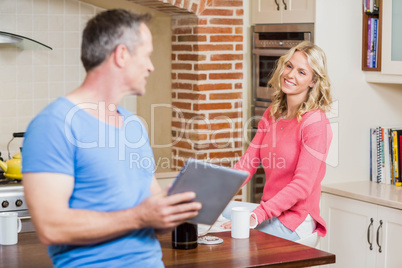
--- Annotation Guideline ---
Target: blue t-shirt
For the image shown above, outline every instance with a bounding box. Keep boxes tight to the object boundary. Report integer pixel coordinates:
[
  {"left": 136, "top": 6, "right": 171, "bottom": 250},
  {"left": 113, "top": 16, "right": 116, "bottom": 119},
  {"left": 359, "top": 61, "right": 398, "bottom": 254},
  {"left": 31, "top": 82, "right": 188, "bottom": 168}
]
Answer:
[{"left": 22, "top": 97, "right": 164, "bottom": 268}]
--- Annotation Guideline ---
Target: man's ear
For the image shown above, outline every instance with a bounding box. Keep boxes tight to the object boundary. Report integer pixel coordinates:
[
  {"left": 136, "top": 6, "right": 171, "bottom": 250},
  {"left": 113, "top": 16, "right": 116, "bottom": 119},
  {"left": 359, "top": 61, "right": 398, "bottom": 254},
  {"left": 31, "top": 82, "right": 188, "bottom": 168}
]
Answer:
[{"left": 114, "top": 44, "right": 128, "bottom": 68}]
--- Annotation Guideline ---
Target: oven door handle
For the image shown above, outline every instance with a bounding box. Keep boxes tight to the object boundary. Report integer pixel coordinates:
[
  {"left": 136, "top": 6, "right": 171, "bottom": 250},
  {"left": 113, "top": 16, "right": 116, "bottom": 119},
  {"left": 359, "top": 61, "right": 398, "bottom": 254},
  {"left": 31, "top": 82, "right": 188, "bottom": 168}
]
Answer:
[{"left": 253, "top": 48, "right": 290, "bottom": 56}]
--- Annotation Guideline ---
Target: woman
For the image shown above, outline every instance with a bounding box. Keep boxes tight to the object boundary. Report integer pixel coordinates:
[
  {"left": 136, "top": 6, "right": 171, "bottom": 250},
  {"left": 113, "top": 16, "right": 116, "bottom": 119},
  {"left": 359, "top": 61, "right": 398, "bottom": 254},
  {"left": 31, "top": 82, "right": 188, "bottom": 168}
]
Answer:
[{"left": 222, "top": 41, "right": 332, "bottom": 242}]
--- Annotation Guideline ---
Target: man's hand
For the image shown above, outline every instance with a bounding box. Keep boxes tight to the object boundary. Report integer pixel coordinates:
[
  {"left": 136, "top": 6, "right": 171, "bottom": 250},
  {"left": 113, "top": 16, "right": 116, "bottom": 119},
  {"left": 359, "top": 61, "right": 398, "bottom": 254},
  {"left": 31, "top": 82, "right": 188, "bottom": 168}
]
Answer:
[{"left": 136, "top": 189, "right": 202, "bottom": 230}]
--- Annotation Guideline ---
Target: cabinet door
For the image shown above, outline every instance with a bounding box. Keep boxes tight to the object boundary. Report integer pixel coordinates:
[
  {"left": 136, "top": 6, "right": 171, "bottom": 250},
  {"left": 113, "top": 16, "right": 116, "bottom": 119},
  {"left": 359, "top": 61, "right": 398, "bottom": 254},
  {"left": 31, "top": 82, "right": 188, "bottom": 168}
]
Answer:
[
  {"left": 282, "top": 0, "right": 315, "bottom": 23},
  {"left": 251, "top": 0, "right": 282, "bottom": 24},
  {"left": 251, "top": 0, "right": 315, "bottom": 24},
  {"left": 381, "top": 0, "right": 402, "bottom": 74},
  {"left": 376, "top": 206, "right": 402, "bottom": 268},
  {"left": 321, "top": 193, "right": 376, "bottom": 268}
]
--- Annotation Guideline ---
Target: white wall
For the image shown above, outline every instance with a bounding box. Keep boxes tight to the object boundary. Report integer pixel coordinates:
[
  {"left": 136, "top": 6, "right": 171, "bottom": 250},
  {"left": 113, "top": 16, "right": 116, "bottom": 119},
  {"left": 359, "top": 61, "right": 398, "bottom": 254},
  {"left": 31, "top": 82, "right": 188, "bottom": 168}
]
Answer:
[
  {"left": 316, "top": 0, "right": 402, "bottom": 184},
  {"left": 0, "top": 0, "right": 103, "bottom": 156},
  {"left": 82, "top": 0, "right": 173, "bottom": 172},
  {"left": 0, "top": 0, "right": 171, "bottom": 163},
  {"left": 136, "top": 16, "right": 172, "bottom": 173}
]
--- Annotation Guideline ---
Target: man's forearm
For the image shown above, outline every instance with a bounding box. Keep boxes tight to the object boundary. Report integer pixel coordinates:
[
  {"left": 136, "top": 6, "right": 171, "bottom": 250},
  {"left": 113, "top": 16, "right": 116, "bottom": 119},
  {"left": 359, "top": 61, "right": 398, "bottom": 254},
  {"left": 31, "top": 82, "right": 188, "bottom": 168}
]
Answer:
[{"left": 33, "top": 206, "right": 143, "bottom": 245}]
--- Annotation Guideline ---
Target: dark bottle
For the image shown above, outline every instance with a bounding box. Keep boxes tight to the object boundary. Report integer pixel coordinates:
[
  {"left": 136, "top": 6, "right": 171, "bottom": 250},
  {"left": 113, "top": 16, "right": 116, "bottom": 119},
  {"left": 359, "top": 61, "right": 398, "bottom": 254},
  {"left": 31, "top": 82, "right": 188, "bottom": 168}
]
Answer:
[{"left": 172, "top": 222, "right": 198, "bottom": 249}]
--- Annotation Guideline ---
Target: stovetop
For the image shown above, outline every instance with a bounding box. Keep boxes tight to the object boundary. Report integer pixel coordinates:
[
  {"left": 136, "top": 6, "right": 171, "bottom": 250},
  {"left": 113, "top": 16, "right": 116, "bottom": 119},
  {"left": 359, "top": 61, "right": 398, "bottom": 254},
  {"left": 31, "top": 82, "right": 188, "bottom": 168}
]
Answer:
[
  {"left": 0, "top": 172, "right": 26, "bottom": 212},
  {"left": 0, "top": 172, "right": 23, "bottom": 186},
  {"left": 0, "top": 172, "right": 33, "bottom": 233}
]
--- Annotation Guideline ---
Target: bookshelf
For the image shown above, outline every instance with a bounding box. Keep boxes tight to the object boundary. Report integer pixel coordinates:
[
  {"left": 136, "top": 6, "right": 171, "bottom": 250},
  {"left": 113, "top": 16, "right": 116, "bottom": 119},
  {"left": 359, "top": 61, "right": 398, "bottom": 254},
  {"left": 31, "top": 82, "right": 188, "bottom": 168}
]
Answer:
[{"left": 361, "top": 0, "right": 382, "bottom": 71}]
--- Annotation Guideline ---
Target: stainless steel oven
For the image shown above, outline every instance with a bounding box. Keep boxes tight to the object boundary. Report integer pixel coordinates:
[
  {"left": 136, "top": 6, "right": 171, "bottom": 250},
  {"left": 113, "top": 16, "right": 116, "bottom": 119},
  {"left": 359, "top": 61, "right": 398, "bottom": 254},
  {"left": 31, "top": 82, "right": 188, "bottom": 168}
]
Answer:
[
  {"left": 249, "top": 23, "right": 314, "bottom": 202},
  {"left": 0, "top": 184, "right": 34, "bottom": 233}
]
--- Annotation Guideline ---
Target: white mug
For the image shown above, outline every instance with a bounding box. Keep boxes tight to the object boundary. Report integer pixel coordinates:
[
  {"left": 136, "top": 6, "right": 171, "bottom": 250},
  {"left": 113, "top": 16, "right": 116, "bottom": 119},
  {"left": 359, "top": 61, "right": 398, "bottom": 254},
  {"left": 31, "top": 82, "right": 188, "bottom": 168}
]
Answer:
[
  {"left": 231, "top": 207, "right": 258, "bottom": 239},
  {"left": 0, "top": 212, "right": 22, "bottom": 245}
]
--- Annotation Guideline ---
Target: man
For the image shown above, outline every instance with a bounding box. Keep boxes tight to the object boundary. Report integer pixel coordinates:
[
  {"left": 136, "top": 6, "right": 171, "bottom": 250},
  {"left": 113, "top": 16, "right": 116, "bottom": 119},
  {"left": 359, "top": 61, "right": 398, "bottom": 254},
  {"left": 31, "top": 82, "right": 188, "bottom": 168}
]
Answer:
[{"left": 22, "top": 9, "right": 201, "bottom": 267}]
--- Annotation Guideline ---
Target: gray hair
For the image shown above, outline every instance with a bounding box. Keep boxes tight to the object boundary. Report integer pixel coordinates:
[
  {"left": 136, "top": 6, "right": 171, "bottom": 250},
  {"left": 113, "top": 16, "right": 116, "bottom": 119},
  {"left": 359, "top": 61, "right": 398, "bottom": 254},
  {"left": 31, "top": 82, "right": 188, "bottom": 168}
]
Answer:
[{"left": 81, "top": 9, "right": 151, "bottom": 72}]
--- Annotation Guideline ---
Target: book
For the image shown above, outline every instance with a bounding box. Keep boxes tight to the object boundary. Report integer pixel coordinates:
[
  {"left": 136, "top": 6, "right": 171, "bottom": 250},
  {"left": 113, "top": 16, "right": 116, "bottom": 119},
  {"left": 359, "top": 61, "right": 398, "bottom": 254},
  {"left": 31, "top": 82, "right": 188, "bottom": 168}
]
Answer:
[
  {"left": 367, "top": 18, "right": 372, "bottom": 68},
  {"left": 369, "top": 18, "right": 376, "bottom": 68},
  {"left": 370, "top": 128, "right": 376, "bottom": 181},
  {"left": 365, "top": 0, "right": 371, "bottom": 12},
  {"left": 391, "top": 129, "right": 402, "bottom": 184},
  {"left": 399, "top": 135, "right": 402, "bottom": 184},
  {"left": 376, "top": 127, "right": 383, "bottom": 183},
  {"left": 387, "top": 129, "right": 395, "bottom": 184},
  {"left": 369, "top": 127, "right": 402, "bottom": 185},
  {"left": 392, "top": 130, "right": 400, "bottom": 183},
  {"left": 372, "top": 18, "right": 378, "bottom": 68},
  {"left": 373, "top": 0, "right": 379, "bottom": 13},
  {"left": 383, "top": 128, "right": 392, "bottom": 184}
]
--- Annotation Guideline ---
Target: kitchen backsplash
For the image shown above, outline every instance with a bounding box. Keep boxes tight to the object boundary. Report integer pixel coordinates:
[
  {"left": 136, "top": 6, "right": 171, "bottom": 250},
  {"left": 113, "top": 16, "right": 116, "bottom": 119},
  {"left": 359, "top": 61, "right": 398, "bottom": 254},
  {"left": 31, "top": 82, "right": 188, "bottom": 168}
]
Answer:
[{"left": 0, "top": 0, "right": 137, "bottom": 157}]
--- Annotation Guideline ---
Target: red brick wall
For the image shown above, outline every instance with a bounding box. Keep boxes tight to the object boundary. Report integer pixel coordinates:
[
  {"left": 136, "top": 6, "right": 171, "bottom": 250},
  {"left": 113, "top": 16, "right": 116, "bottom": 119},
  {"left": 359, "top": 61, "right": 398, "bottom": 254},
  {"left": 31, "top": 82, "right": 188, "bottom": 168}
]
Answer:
[{"left": 170, "top": 1, "right": 244, "bottom": 172}]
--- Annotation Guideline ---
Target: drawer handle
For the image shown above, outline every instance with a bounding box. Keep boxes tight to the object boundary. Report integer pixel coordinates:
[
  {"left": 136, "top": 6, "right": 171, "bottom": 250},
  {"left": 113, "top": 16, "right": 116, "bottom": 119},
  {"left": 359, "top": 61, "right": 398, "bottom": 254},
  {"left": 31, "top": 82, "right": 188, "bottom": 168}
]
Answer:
[
  {"left": 367, "top": 218, "right": 373, "bottom": 250},
  {"left": 274, "top": 0, "right": 280, "bottom": 10},
  {"left": 376, "top": 220, "right": 383, "bottom": 253},
  {"left": 282, "top": 0, "right": 287, "bottom": 10}
]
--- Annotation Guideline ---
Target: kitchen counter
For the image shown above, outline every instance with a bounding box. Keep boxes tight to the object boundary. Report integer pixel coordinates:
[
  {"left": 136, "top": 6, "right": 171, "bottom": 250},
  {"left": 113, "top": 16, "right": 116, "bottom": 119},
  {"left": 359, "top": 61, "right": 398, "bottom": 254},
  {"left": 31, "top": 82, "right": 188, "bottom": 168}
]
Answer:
[
  {"left": 155, "top": 170, "right": 179, "bottom": 179},
  {"left": 0, "top": 232, "right": 52, "bottom": 268},
  {"left": 2, "top": 231, "right": 335, "bottom": 268},
  {"left": 322, "top": 181, "right": 402, "bottom": 210}
]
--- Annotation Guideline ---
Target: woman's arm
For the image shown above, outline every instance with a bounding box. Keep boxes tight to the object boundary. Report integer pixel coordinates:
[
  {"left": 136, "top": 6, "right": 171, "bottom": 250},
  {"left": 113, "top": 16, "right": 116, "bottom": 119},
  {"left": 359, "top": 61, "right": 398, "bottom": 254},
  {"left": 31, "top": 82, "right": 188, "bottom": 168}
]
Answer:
[{"left": 233, "top": 108, "right": 272, "bottom": 187}]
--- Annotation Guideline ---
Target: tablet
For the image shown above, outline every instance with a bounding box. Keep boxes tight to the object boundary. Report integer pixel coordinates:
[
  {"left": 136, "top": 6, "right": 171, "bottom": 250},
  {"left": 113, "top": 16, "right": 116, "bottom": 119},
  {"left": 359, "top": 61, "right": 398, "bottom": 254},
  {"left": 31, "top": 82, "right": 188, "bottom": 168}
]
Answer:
[{"left": 167, "top": 158, "right": 249, "bottom": 225}]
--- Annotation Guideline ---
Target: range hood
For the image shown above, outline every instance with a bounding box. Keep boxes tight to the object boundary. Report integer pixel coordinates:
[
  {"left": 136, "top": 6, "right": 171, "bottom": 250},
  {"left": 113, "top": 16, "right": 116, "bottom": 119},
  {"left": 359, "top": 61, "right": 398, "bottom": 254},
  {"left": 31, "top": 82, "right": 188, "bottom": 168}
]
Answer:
[{"left": 0, "top": 31, "right": 52, "bottom": 50}]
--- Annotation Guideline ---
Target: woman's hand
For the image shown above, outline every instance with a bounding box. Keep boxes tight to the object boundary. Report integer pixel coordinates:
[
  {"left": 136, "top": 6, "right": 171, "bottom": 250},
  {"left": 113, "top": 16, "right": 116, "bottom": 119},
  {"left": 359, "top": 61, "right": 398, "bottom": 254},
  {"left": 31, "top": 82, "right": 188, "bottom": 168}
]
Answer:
[
  {"left": 221, "top": 220, "right": 231, "bottom": 229},
  {"left": 250, "top": 215, "right": 257, "bottom": 227},
  {"left": 221, "top": 215, "right": 257, "bottom": 229}
]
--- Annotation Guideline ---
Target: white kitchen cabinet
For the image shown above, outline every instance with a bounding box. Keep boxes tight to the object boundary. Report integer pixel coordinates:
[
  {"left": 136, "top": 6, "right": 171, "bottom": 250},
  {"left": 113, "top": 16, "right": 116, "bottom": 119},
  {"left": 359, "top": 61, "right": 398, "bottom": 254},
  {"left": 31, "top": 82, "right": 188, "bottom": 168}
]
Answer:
[
  {"left": 379, "top": 0, "right": 402, "bottom": 75},
  {"left": 251, "top": 0, "right": 315, "bottom": 25},
  {"left": 364, "top": 0, "right": 402, "bottom": 83},
  {"left": 375, "top": 205, "right": 402, "bottom": 267},
  {"left": 321, "top": 193, "right": 402, "bottom": 268}
]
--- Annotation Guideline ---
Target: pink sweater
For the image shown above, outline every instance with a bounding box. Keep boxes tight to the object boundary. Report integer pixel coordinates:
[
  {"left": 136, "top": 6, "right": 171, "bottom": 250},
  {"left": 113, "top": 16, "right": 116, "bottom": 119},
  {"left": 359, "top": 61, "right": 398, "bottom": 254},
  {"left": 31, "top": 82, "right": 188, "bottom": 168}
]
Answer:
[{"left": 234, "top": 107, "right": 332, "bottom": 237}]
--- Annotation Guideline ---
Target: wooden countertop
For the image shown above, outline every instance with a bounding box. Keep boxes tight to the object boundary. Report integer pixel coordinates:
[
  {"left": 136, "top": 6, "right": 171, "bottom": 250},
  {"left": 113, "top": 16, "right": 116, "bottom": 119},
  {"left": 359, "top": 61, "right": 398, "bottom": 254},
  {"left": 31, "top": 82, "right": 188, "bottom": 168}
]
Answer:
[
  {"left": 322, "top": 181, "right": 402, "bottom": 210},
  {"left": 0, "top": 232, "right": 52, "bottom": 268},
  {"left": 2, "top": 231, "right": 335, "bottom": 268},
  {"left": 159, "top": 229, "right": 335, "bottom": 267}
]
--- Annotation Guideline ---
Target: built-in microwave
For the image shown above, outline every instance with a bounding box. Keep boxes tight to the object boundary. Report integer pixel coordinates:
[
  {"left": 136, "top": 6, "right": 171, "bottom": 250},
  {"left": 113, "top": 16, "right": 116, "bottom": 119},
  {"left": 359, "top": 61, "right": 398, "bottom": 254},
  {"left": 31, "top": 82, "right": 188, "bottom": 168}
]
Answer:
[
  {"left": 249, "top": 23, "right": 314, "bottom": 202},
  {"left": 252, "top": 24, "right": 314, "bottom": 117},
  {"left": 252, "top": 24, "right": 314, "bottom": 105}
]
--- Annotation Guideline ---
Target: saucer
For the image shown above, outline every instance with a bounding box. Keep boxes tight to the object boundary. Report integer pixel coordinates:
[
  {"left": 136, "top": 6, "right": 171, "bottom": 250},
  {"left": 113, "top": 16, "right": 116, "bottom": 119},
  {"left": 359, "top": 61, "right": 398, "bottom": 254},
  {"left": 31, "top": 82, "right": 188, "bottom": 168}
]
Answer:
[{"left": 197, "top": 236, "right": 224, "bottom": 245}]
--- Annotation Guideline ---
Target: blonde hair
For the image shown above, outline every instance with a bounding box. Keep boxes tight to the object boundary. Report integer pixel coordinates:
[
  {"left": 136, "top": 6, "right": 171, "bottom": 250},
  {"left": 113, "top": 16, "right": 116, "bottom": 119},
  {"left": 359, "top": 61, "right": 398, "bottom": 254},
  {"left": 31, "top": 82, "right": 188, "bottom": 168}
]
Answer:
[{"left": 268, "top": 41, "right": 332, "bottom": 121}]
